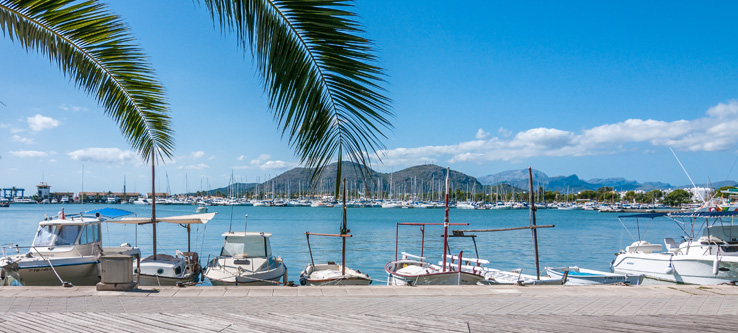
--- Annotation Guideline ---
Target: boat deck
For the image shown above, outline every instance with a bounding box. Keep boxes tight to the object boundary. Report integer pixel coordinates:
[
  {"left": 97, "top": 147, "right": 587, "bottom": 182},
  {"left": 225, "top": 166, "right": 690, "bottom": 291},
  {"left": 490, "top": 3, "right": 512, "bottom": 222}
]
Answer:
[{"left": 1, "top": 284, "right": 737, "bottom": 332}]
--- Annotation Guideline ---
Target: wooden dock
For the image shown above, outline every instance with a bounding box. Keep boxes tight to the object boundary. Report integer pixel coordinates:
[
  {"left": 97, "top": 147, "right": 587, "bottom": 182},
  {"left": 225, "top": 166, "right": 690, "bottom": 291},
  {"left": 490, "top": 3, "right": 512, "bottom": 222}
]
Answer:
[{"left": 0, "top": 284, "right": 736, "bottom": 332}]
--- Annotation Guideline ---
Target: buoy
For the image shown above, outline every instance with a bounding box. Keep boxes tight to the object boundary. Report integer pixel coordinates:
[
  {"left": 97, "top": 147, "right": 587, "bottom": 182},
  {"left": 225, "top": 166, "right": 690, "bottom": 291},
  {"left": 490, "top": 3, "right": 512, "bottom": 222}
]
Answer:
[
  {"left": 713, "top": 257, "right": 721, "bottom": 276},
  {"left": 665, "top": 263, "right": 674, "bottom": 274}
]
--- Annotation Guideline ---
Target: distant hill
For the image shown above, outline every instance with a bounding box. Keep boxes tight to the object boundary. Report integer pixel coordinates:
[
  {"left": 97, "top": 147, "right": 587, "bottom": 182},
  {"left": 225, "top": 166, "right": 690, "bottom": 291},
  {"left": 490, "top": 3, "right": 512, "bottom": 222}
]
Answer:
[
  {"left": 202, "top": 162, "right": 484, "bottom": 197},
  {"left": 478, "top": 168, "right": 697, "bottom": 192},
  {"left": 198, "top": 164, "right": 737, "bottom": 196}
]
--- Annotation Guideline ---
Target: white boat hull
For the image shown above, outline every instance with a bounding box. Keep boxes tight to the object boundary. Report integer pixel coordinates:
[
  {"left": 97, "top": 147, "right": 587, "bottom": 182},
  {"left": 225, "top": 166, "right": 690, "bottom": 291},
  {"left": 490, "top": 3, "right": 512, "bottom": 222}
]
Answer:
[
  {"left": 299, "top": 263, "right": 371, "bottom": 286},
  {"left": 385, "top": 260, "right": 484, "bottom": 286},
  {"left": 545, "top": 267, "right": 644, "bottom": 285},
  {"left": 612, "top": 253, "right": 738, "bottom": 285}
]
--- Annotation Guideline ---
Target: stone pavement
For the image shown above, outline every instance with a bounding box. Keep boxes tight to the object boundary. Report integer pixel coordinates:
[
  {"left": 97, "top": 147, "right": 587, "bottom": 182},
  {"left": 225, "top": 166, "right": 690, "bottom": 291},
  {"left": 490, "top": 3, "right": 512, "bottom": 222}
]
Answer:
[{"left": 0, "top": 284, "right": 737, "bottom": 332}]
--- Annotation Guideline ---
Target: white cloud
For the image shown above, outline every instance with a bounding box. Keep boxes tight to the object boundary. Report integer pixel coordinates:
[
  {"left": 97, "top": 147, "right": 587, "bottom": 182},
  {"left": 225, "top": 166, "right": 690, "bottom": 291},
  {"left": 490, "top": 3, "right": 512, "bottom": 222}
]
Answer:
[
  {"left": 68, "top": 148, "right": 137, "bottom": 164},
  {"left": 27, "top": 114, "right": 59, "bottom": 131},
  {"left": 49, "top": 159, "right": 57, "bottom": 163},
  {"left": 177, "top": 163, "right": 210, "bottom": 170},
  {"left": 11, "top": 135, "right": 33, "bottom": 144},
  {"left": 248, "top": 154, "right": 293, "bottom": 170},
  {"left": 237, "top": 155, "right": 246, "bottom": 161},
  {"left": 190, "top": 151, "right": 205, "bottom": 159},
  {"left": 498, "top": 127, "right": 512, "bottom": 138},
  {"left": 9, "top": 150, "right": 49, "bottom": 158},
  {"left": 377, "top": 100, "right": 738, "bottom": 166},
  {"left": 59, "top": 104, "right": 88, "bottom": 112},
  {"left": 475, "top": 128, "right": 490, "bottom": 139}
]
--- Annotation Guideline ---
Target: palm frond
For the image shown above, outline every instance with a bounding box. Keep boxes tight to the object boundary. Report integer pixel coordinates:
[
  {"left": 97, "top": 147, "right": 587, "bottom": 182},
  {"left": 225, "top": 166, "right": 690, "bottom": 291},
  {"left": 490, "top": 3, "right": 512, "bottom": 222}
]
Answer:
[
  {"left": 203, "top": 0, "right": 393, "bottom": 196},
  {"left": 0, "top": 0, "right": 173, "bottom": 162}
]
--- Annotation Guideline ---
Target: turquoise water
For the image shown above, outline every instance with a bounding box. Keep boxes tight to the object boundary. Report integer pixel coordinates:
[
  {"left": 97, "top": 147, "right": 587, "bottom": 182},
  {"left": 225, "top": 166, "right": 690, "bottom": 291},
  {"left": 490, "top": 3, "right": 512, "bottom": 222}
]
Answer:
[{"left": 0, "top": 204, "right": 684, "bottom": 285}]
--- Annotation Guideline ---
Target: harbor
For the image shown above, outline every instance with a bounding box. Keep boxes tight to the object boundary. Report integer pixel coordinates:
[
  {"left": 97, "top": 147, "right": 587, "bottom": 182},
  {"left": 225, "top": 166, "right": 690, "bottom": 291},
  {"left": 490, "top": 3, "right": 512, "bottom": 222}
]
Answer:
[{"left": 1, "top": 284, "right": 737, "bottom": 332}]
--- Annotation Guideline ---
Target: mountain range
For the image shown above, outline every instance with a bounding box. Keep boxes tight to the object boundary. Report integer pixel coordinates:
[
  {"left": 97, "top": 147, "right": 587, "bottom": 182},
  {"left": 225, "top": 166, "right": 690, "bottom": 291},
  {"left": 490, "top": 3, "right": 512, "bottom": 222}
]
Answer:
[{"left": 202, "top": 163, "right": 737, "bottom": 196}]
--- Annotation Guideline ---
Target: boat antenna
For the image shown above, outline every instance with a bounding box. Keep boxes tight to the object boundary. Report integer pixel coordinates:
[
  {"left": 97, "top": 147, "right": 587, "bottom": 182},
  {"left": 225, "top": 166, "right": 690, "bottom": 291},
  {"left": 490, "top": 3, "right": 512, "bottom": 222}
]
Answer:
[
  {"left": 442, "top": 167, "right": 450, "bottom": 272},
  {"left": 670, "top": 147, "right": 705, "bottom": 203}
]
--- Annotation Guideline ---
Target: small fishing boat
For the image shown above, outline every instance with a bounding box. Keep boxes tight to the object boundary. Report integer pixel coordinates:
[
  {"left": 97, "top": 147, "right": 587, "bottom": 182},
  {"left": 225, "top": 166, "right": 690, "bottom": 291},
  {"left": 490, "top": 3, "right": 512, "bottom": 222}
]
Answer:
[
  {"left": 0, "top": 208, "right": 140, "bottom": 286},
  {"left": 385, "top": 168, "right": 486, "bottom": 286},
  {"left": 299, "top": 179, "right": 371, "bottom": 286},
  {"left": 545, "top": 266, "right": 644, "bottom": 285},
  {"left": 204, "top": 218, "right": 287, "bottom": 286},
  {"left": 112, "top": 213, "right": 216, "bottom": 286}
]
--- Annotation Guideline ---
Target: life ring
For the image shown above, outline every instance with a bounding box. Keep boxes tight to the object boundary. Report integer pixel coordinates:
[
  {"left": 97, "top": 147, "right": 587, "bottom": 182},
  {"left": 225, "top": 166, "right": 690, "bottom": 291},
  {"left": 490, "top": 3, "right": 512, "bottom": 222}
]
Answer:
[{"left": 709, "top": 206, "right": 719, "bottom": 212}]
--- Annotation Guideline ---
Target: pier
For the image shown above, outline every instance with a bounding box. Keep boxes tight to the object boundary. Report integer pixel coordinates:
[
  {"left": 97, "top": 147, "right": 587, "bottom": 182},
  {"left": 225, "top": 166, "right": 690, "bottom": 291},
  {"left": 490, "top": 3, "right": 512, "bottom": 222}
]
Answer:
[{"left": 1, "top": 284, "right": 736, "bottom": 332}]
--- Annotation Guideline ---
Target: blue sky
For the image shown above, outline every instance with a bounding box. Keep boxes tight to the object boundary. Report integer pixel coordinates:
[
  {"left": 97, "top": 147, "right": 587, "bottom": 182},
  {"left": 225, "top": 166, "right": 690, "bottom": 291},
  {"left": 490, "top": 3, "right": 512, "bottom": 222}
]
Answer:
[{"left": 2, "top": 1, "right": 738, "bottom": 194}]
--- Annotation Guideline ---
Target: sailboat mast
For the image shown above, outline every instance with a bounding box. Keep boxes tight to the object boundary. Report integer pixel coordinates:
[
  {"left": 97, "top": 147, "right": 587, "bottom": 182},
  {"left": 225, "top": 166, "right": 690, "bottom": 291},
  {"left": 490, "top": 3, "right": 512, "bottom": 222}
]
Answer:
[
  {"left": 341, "top": 178, "right": 347, "bottom": 276},
  {"left": 528, "top": 167, "right": 540, "bottom": 280},
  {"left": 442, "top": 167, "right": 450, "bottom": 272}
]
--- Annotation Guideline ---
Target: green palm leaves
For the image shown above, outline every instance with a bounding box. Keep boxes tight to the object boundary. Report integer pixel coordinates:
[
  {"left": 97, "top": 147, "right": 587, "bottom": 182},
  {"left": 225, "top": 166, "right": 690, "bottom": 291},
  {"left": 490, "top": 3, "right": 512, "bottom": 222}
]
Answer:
[
  {"left": 203, "top": 0, "right": 393, "bottom": 194},
  {"left": 0, "top": 0, "right": 173, "bottom": 162}
]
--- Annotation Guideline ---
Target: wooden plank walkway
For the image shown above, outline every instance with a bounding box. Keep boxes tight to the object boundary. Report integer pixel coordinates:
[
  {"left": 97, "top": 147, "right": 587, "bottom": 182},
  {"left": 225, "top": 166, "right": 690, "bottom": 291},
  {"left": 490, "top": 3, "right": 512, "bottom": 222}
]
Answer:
[{"left": 0, "top": 285, "right": 736, "bottom": 332}]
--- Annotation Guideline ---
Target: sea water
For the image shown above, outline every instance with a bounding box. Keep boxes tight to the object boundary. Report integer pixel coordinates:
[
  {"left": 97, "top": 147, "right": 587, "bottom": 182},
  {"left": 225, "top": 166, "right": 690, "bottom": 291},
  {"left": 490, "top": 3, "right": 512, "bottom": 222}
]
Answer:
[{"left": 0, "top": 204, "right": 684, "bottom": 285}]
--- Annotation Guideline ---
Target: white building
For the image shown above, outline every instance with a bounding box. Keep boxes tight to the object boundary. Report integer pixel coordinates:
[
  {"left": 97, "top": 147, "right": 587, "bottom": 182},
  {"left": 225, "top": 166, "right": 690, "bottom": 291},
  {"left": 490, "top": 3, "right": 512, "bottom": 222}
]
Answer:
[{"left": 36, "top": 182, "right": 51, "bottom": 199}]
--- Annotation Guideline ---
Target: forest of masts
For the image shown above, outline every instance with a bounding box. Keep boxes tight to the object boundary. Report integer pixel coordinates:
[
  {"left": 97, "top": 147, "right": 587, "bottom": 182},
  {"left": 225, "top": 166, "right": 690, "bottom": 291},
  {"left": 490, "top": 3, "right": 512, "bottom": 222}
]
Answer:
[{"left": 190, "top": 177, "right": 630, "bottom": 203}]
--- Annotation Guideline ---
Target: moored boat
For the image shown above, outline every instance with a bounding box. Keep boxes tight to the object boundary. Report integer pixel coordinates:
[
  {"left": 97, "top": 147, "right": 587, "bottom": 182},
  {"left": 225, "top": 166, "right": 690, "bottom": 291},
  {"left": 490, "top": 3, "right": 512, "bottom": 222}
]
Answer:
[
  {"left": 112, "top": 213, "right": 216, "bottom": 286},
  {"left": 545, "top": 266, "right": 644, "bottom": 285},
  {"left": 0, "top": 208, "right": 140, "bottom": 286},
  {"left": 611, "top": 211, "right": 738, "bottom": 284},
  {"left": 299, "top": 179, "right": 371, "bottom": 286},
  {"left": 204, "top": 225, "right": 287, "bottom": 286}
]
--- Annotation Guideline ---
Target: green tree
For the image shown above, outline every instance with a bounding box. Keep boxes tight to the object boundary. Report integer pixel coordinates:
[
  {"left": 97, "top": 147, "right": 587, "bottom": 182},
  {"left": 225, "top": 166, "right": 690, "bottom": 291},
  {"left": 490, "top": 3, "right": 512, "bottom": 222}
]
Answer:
[
  {"left": 715, "top": 186, "right": 737, "bottom": 198},
  {"left": 646, "top": 189, "right": 663, "bottom": 203},
  {"left": 663, "top": 189, "right": 691, "bottom": 207},
  {"left": 1, "top": 0, "right": 393, "bottom": 192}
]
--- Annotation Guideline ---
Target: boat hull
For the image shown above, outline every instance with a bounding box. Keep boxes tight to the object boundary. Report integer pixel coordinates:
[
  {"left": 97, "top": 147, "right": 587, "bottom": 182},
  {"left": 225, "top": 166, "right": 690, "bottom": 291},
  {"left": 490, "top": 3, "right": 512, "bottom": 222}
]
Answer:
[
  {"left": 385, "top": 260, "right": 484, "bottom": 286},
  {"left": 545, "top": 267, "right": 644, "bottom": 285},
  {"left": 612, "top": 253, "right": 738, "bottom": 285},
  {"left": 137, "top": 273, "right": 199, "bottom": 286},
  {"left": 4, "top": 257, "right": 100, "bottom": 286},
  {"left": 299, "top": 263, "right": 372, "bottom": 286}
]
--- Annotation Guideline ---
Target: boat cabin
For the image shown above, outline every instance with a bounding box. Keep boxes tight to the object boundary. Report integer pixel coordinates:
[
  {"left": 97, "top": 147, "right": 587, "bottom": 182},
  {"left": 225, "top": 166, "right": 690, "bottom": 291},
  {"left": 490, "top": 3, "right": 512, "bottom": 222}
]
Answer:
[
  {"left": 32, "top": 218, "right": 102, "bottom": 256},
  {"left": 220, "top": 232, "right": 273, "bottom": 258}
]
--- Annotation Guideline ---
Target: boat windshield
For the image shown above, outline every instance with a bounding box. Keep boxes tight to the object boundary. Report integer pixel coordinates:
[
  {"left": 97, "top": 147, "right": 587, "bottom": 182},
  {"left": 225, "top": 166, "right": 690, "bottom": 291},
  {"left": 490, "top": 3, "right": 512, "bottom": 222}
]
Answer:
[
  {"left": 221, "top": 235, "right": 271, "bottom": 257},
  {"left": 32, "top": 225, "right": 83, "bottom": 247}
]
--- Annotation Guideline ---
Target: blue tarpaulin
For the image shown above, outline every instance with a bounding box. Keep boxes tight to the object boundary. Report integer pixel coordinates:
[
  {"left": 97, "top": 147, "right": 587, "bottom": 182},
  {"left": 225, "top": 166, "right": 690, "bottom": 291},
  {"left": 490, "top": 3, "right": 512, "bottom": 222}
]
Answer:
[{"left": 83, "top": 207, "right": 135, "bottom": 218}]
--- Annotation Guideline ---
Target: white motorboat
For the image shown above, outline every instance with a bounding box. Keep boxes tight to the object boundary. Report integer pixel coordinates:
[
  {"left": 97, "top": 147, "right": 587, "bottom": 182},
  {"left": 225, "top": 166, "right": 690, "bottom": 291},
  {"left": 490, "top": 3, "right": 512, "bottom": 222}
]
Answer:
[
  {"left": 12, "top": 197, "right": 37, "bottom": 204},
  {"left": 299, "top": 180, "right": 371, "bottom": 286},
  {"left": 545, "top": 266, "right": 644, "bottom": 285},
  {"left": 0, "top": 208, "right": 140, "bottom": 286},
  {"left": 112, "top": 213, "right": 216, "bottom": 286},
  {"left": 132, "top": 197, "right": 151, "bottom": 205},
  {"left": 195, "top": 205, "right": 208, "bottom": 213},
  {"left": 204, "top": 228, "right": 287, "bottom": 286},
  {"left": 611, "top": 211, "right": 738, "bottom": 284},
  {"left": 456, "top": 202, "right": 476, "bottom": 210}
]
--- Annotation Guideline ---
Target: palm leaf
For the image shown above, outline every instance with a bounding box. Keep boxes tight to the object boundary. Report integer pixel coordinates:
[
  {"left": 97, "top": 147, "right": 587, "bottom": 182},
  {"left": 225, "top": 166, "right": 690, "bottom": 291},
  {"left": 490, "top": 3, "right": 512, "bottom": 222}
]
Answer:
[
  {"left": 0, "top": 0, "right": 174, "bottom": 162},
  {"left": 202, "top": 0, "right": 393, "bottom": 196}
]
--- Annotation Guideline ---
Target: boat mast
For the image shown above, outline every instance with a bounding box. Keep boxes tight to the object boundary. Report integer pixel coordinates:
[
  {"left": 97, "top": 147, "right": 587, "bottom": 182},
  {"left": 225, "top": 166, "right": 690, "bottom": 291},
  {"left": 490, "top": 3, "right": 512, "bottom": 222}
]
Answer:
[
  {"left": 151, "top": 150, "right": 157, "bottom": 261},
  {"left": 442, "top": 167, "right": 450, "bottom": 272},
  {"left": 341, "top": 178, "right": 348, "bottom": 276},
  {"left": 528, "top": 167, "right": 540, "bottom": 280}
]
